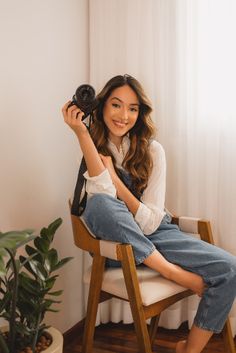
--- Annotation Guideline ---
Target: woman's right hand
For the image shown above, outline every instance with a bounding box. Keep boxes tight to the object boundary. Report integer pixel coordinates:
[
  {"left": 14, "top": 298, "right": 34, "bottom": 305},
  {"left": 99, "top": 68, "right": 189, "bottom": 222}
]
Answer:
[
  {"left": 62, "top": 101, "right": 106, "bottom": 177},
  {"left": 62, "top": 101, "right": 88, "bottom": 135}
]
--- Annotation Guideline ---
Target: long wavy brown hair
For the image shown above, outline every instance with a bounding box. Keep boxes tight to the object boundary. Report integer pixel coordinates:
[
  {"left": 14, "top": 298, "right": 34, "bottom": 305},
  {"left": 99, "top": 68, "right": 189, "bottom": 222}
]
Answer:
[{"left": 90, "top": 74, "right": 156, "bottom": 197}]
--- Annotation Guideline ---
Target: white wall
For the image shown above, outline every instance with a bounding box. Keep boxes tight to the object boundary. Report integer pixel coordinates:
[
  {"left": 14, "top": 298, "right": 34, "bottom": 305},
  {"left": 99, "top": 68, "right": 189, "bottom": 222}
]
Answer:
[{"left": 0, "top": 0, "right": 88, "bottom": 333}]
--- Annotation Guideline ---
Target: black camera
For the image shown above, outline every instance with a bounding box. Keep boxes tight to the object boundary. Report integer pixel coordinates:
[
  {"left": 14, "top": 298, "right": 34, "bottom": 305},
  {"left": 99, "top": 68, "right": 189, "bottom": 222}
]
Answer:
[{"left": 69, "top": 84, "right": 98, "bottom": 120}]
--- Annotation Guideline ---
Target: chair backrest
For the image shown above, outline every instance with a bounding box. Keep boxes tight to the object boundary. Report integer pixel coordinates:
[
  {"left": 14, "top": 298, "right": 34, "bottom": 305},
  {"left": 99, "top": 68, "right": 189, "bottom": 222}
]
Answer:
[{"left": 71, "top": 212, "right": 100, "bottom": 253}]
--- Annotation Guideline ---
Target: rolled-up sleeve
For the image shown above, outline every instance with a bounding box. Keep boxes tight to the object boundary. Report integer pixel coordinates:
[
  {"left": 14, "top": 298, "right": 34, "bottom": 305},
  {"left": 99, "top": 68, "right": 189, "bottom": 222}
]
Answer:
[
  {"left": 134, "top": 141, "right": 166, "bottom": 235},
  {"left": 83, "top": 169, "right": 116, "bottom": 197}
]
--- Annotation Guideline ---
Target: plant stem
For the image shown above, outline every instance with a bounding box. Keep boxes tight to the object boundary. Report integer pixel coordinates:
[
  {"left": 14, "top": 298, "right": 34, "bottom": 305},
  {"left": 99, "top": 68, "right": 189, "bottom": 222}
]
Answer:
[
  {"left": 31, "top": 311, "right": 42, "bottom": 353},
  {"left": 0, "top": 331, "right": 9, "bottom": 353},
  {"left": 6, "top": 249, "right": 18, "bottom": 353}
]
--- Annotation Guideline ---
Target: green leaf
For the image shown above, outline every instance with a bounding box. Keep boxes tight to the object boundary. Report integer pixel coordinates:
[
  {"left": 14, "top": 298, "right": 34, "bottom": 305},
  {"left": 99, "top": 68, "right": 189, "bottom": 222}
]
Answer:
[
  {"left": 19, "top": 253, "right": 39, "bottom": 270},
  {"left": 40, "top": 227, "right": 51, "bottom": 243},
  {"left": 25, "top": 244, "right": 38, "bottom": 256},
  {"left": 0, "top": 249, "right": 7, "bottom": 257},
  {"left": 51, "top": 257, "right": 73, "bottom": 272},
  {"left": 45, "top": 308, "right": 59, "bottom": 313},
  {"left": 47, "top": 218, "right": 63, "bottom": 238},
  {"left": 26, "top": 259, "right": 48, "bottom": 281},
  {"left": 19, "top": 256, "right": 38, "bottom": 278},
  {"left": 40, "top": 218, "right": 62, "bottom": 244},
  {"left": 34, "top": 237, "right": 49, "bottom": 253},
  {"left": 0, "top": 230, "right": 35, "bottom": 249},
  {"left": 0, "top": 291, "right": 11, "bottom": 313},
  {"left": 19, "top": 256, "right": 37, "bottom": 278},
  {"left": 41, "top": 298, "right": 60, "bottom": 311},
  {"left": 0, "top": 287, "right": 6, "bottom": 296},
  {"left": 44, "top": 275, "right": 58, "bottom": 291},
  {"left": 18, "top": 297, "right": 38, "bottom": 313},
  {"left": 45, "top": 298, "right": 61, "bottom": 304},
  {"left": 19, "top": 273, "right": 41, "bottom": 294},
  {"left": 14, "top": 234, "right": 36, "bottom": 249},
  {"left": 14, "top": 321, "right": 33, "bottom": 336},
  {"left": 46, "top": 249, "right": 58, "bottom": 271},
  {"left": 0, "top": 257, "right": 6, "bottom": 277},
  {"left": 48, "top": 290, "right": 63, "bottom": 296}
]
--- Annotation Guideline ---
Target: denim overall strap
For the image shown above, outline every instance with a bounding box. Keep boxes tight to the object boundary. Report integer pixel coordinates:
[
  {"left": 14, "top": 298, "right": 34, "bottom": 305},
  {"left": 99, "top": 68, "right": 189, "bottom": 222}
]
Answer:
[{"left": 117, "top": 168, "right": 141, "bottom": 200}]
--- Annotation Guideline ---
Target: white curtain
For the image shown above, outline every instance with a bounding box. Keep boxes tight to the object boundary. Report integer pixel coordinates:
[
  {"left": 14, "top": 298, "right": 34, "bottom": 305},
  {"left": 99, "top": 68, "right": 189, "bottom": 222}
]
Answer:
[{"left": 83, "top": 0, "right": 236, "bottom": 335}]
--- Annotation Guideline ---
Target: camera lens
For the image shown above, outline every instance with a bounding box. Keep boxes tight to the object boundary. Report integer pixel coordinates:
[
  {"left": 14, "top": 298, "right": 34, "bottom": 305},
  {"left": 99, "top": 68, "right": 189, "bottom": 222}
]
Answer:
[
  {"left": 70, "top": 84, "right": 98, "bottom": 119},
  {"left": 75, "top": 85, "right": 95, "bottom": 106}
]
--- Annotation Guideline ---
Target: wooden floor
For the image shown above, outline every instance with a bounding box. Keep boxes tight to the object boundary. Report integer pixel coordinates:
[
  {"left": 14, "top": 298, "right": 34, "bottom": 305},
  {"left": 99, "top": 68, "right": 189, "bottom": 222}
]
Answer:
[{"left": 64, "top": 321, "right": 234, "bottom": 353}]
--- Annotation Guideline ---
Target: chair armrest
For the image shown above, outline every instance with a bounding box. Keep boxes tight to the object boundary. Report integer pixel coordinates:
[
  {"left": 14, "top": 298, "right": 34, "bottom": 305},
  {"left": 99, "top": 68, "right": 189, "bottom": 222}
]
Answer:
[
  {"left": 99, "top": 239, "right": 121, "bottom": 260},
  {"left": 172, "top": 216, "right": 200, "bottom": 234},
  {"left": 172, "top": 216, "right": 214, "bottom": 244}
]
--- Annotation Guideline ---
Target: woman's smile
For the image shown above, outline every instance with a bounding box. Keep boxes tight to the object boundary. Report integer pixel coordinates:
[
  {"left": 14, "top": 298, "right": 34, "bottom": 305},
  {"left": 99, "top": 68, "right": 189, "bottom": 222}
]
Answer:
[{"left": 112, "top": 120, "right": 128, "bottom": 128}]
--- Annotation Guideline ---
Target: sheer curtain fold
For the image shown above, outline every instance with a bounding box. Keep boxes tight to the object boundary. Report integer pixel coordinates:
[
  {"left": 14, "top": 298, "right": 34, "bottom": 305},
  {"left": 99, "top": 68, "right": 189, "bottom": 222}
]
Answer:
[{"left": 83, "top": 0, "right": 236, "bottom": 334}]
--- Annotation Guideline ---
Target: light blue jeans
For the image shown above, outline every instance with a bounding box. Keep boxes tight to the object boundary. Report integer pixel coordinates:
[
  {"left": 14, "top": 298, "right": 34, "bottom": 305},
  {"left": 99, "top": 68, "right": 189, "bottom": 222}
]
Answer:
[{"left": 82, "top": 193, "right": 236, "bottom": 333}]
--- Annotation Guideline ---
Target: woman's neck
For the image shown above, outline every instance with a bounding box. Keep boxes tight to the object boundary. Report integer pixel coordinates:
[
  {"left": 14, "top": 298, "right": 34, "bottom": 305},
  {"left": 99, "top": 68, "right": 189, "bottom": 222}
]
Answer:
[{"left": 108, "top": 135, "right": 123, "bottom": 152}]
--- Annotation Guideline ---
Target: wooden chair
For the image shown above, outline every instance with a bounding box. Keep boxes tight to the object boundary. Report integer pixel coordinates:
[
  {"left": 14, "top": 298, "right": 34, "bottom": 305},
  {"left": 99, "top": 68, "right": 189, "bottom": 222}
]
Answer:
[{"left": 70, "top": 210, "right": 236, "bottom": 353}]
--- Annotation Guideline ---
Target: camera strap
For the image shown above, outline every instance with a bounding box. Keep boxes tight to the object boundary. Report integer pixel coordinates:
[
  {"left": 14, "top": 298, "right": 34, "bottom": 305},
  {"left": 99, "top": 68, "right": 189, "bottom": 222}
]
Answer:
[
  {"left": 70, "top": 115, "right": 93, "bottom": 216},
  {"left": 71, "top": 157, "right": 87, "bottom": 216}
]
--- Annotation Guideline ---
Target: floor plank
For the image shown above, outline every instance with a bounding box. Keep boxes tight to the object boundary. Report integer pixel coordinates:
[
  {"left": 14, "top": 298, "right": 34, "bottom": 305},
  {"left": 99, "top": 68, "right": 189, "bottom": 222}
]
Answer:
[{"left": 63, "top": 321, "right": 235, "bottom": 353}]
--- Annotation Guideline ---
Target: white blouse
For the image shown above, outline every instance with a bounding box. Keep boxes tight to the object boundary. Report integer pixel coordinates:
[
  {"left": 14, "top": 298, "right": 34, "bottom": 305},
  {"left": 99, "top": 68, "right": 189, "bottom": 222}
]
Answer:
[{"left": 83, "top": 135, "right": 166, "bottom": 235}]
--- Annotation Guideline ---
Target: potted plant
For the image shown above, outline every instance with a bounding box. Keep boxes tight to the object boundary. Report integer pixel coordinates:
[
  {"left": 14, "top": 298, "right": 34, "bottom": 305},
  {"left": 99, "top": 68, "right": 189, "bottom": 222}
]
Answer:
[{"left": 0, "top": 218, "right": 72, "bottom": 353}]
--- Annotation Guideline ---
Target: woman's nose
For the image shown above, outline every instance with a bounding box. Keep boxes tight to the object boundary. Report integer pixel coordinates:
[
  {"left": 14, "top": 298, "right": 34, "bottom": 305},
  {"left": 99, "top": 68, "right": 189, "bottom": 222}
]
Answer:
[{"left": 121, "top": 106, "right": 128, "bottom": 121}]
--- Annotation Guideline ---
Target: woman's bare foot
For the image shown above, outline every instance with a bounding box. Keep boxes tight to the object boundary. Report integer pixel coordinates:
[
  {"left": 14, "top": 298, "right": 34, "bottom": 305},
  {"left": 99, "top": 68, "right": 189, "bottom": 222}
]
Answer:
[
  {"left": 169, "top": 264, "right": 206, "bottom": 297},
  {"left": 143, "top": 249, "right": 206, "bottom": 297},
  {"left": 176, "top": 340, "right": 187, "bottom": 353}
]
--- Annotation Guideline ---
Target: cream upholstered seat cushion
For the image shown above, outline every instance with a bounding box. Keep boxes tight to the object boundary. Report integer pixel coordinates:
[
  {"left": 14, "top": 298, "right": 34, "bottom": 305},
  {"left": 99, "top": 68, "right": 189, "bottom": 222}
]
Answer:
[{"left": 84, "top": 266, "right": 188, "bottom": 306}]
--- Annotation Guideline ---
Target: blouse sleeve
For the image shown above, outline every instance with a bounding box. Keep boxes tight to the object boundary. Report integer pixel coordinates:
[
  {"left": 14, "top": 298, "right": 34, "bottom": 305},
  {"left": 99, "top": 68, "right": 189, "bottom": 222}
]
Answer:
[
  {"left": 134, "top": 141, "right": 166, "bottom": 235},
  {"left": 83, "top": 168, "right": 117, "bottom": 198}
]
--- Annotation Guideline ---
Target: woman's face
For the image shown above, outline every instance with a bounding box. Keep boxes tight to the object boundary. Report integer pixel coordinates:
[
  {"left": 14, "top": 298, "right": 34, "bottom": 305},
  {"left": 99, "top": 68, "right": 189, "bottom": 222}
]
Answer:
[{"left": 103, "top": 84, "right": 140, "bottom": 146}]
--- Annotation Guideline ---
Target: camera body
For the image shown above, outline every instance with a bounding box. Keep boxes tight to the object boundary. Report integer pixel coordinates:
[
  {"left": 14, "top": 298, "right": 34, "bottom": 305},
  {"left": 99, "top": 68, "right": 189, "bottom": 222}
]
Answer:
[{"left": 69, "top": 84, "right": 98, "bottom": 119}]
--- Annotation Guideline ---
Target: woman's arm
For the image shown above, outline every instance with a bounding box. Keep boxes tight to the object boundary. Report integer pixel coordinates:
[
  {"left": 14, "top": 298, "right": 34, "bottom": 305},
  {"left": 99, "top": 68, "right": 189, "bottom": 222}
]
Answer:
[
  {"left": 62, "top": 101, "right": 105, "bottom": 177},
  {"left": 99, "top": 154, "right": 141, "bottom": 215}
]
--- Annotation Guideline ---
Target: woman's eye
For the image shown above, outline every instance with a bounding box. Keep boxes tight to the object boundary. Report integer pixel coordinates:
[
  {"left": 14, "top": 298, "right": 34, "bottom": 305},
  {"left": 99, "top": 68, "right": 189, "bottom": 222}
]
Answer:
[
  {"left": 112, "top": 103, "right": 120, "bottom": 108},
  {"left": 130, "top": 107, "right": 138, "bottom": 112}
]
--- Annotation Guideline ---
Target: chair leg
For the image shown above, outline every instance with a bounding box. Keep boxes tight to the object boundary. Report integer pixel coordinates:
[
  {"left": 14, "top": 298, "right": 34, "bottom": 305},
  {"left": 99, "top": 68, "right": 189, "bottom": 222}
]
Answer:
[
  {"left": 222, "top": 318, "right": 236, "bottom": 353},
  {"left": 120, "top": 245, "right": 153, "bottom": 353},
  {"left": 149, "top": 315, "right": 160, "bottom": 347},
  {"left": 82, "top": 255, "right": 106, "bottom": 353}
]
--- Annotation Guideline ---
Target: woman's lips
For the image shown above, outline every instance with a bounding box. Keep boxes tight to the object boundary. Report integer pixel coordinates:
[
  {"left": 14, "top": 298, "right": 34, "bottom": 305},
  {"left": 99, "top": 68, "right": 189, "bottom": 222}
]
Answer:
[{"left": 113, "top": 120, "right": 127, "bottom": 128}]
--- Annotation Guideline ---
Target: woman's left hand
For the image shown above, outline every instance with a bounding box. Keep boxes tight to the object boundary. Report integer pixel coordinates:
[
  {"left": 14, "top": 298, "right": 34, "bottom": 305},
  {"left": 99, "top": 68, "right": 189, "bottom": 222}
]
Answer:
[{"left": 99, "top": 154, "right": 118, "bottom": 181}]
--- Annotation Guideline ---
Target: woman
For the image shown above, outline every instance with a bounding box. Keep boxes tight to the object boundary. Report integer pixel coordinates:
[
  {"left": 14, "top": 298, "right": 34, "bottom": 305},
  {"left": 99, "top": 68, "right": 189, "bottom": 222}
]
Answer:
[{"left": 62, "top": 74, "right": 236, "bottom": 353}]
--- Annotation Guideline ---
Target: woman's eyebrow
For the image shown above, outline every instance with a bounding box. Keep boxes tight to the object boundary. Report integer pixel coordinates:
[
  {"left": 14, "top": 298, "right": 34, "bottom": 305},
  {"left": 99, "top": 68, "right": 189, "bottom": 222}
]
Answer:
[{"left": 111, "top": 97, "right": 140, "bottom": 106}]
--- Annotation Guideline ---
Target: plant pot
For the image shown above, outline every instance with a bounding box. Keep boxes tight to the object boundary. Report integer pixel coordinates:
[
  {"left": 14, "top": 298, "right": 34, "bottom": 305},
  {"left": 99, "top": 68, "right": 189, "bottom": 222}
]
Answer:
[
  {"left": 0, "top": 326, "right": 63, "bottom": 353},
  {"left": 43, "top": 327, "right": 63, "bottom": 353}
]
